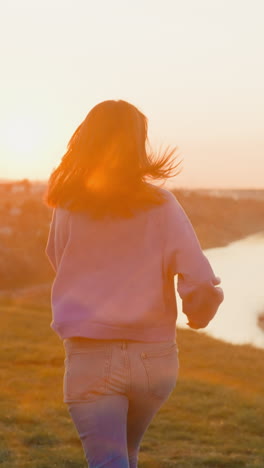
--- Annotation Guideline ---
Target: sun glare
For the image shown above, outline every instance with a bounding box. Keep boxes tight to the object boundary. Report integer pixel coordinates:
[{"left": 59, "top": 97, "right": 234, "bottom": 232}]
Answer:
[
  {"left": 1, "top": 114, "right": 45, "bottom": 177},
  {"left": 4, "top": 115, "right": 41, "bottom": 156}
]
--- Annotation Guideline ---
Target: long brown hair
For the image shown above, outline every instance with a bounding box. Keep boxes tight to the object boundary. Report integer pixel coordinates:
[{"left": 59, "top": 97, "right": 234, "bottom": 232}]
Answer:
[{"left": 44, "top": 100, "right": 181, "bottom": 219}]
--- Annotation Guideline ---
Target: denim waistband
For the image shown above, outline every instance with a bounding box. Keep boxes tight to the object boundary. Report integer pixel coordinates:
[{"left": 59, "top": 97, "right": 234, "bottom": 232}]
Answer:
[{"left": 63, "top": 337, "right": 177, "bottom": 354}]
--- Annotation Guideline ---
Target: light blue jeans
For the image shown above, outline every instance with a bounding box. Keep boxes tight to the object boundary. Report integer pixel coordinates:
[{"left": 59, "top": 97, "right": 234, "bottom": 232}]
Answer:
[{"left": 63, "top": 338, "right": 179, "bottom": 468}]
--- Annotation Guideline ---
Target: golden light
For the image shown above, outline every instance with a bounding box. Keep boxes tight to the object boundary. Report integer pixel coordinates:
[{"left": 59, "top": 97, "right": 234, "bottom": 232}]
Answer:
[{"left": 3, "top": 115, "right": 42, "bottom": 157}]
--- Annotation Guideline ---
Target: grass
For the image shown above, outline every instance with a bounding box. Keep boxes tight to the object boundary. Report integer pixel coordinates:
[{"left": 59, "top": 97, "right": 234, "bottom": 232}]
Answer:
[{"left": 1, "top": 303, "right": 264, "bottom": 467}]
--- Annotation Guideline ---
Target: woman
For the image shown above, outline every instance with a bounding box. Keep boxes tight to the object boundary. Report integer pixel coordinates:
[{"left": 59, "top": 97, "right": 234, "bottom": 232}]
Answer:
[{"left": 44, "top": 100, "right": 223, "bottom": 468}]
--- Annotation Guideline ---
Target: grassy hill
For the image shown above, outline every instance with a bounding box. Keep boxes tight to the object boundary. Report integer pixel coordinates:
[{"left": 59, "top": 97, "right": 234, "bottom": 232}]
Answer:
[
  {"left": 1, "top": 303, "right": 264, "bottom": 468},
  {"left": 1, "top": 184, "right": 264, "bottom": 466}
]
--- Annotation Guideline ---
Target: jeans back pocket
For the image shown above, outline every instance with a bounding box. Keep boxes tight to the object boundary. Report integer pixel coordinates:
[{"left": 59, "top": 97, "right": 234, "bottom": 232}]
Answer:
[
  {"left": 141, "top": 343, "right": 178, "bottom": 400},
  {"left": 64, "top": 346, "right": 111, "bottom": 403}
]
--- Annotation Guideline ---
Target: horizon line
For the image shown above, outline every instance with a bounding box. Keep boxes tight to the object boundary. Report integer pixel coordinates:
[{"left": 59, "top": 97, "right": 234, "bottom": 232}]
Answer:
[{"left": 0, "top": 178, "right": 264, "bottom": 191}]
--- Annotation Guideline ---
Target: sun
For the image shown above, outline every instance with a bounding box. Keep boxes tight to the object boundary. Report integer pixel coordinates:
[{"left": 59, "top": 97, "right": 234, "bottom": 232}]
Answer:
[
  {"left": 3, "top": 115, "right": 42, "bottom": 157},
  {"left": 1, "top": 113, "right": 46, "bottom": 177}
]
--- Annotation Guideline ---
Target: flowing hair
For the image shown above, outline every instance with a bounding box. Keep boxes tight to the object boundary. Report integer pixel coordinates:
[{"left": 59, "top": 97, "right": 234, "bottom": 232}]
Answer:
[{"left": 43, "top": 100, "right": 182, "bottom": 219}]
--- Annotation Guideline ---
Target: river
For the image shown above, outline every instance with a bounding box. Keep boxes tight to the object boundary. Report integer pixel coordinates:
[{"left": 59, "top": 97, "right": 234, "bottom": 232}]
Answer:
[{"left": 176, "top": 233, "right": 264, "bottom": 349}]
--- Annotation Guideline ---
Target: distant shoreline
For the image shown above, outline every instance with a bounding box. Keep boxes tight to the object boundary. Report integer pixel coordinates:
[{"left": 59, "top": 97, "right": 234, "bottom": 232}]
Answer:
[
  {"left": 1, "top": 178, "right": 264, "bottom": 194},
  {"left": 0, "top": 182, "right": 264, "bottom": 291}
]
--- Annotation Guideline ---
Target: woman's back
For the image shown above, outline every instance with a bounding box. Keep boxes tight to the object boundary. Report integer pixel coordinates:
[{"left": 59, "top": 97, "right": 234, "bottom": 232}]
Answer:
[{"left": 46, "top": 185, "right": 222, "bottom": 342}]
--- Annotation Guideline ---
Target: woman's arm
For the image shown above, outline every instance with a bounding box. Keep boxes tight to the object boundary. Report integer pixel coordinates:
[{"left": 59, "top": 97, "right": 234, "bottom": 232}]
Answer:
[
  {"left": 165, "top": 193, "right": 224, "bottom": 328},
  {"left": 180, "top": 276, "right": 224, "bottom": 329}
]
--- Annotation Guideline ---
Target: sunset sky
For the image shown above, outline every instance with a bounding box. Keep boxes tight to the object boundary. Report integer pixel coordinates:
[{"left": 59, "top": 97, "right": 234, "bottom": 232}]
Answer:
[{"left": 0, "top": 0, "right": 263, "bottom": 188}]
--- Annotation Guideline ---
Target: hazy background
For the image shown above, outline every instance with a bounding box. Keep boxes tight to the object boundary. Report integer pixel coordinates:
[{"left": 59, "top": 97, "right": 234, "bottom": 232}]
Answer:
[
  {"left": 0, "top": 0, "right": 263, "bottom": 188},
  {"left": 1, "top": 4, "right": 264, "bottom": 464}
]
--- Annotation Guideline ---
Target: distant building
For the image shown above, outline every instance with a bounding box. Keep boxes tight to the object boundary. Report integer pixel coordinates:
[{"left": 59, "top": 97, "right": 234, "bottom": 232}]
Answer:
[
  {"left": 9, "top": 207, "right": 22, "bottom": 216},
  {"left": 31, "top": 182, "right": 47, "bottom": 194},
  {"left": 11, "top": 179, "right": 31, "bottom": 194}
]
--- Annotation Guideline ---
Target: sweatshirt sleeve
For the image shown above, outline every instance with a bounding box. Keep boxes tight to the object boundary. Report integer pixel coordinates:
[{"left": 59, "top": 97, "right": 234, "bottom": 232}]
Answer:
[
  {"left": 45, "top": 208, "right": 70, "bottom": 273},
  {"left": 164, "top": 193, "right": 224, "bottom": 328}
]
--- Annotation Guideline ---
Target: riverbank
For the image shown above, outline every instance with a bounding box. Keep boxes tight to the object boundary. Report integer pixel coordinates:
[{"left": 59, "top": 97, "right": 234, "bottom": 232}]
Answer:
[
  {"left": 171, "top": 189, "right": 264, "bottom": 249},
  {"left": 1, "top": 303, "right": 264, "bottom": 467}
]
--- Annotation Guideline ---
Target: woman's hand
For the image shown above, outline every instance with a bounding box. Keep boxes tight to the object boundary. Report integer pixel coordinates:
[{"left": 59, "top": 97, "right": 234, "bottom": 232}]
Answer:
[
  {"left": 183, "top": 278, "right": 224, "bottom": 329},
  {"left": 187, "top": 320, "right": 202, "bottom": 330},
  {"left": 212, "top": 276, "right": 221, "bottom": 285}
]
